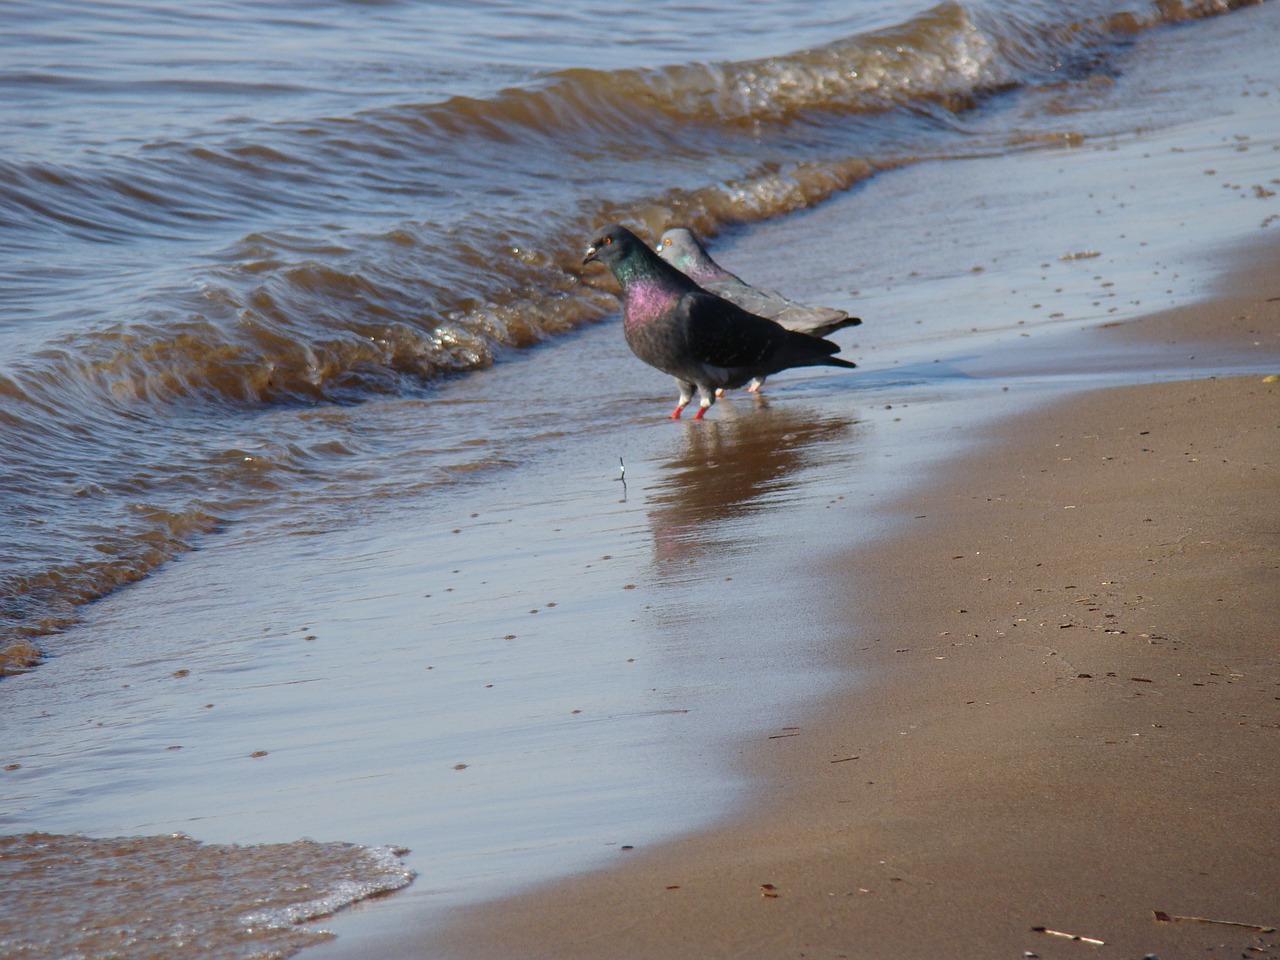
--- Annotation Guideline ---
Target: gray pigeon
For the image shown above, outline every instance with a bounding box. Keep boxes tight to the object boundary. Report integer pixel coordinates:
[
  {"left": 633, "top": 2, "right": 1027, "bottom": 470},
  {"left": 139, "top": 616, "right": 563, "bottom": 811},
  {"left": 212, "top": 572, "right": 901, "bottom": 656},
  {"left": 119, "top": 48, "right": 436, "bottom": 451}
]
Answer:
[
  {"left": 583, "top": 224, "right": 857, "bottom": 420},
  {"left": 655, "top": 227, "right": 860, "bottom": 338}
]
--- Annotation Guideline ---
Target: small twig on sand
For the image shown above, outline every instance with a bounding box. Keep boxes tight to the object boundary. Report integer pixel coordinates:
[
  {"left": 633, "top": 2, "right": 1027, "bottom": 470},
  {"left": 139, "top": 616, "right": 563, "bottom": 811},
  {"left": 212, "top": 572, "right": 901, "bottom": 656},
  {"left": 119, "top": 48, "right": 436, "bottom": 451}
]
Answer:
[
  {"left": 1153, "top": 911, "right": 1276, "bottom": 932},
  {"left": 1032, "top": 927, "right": 1105, "bottom": 945}
]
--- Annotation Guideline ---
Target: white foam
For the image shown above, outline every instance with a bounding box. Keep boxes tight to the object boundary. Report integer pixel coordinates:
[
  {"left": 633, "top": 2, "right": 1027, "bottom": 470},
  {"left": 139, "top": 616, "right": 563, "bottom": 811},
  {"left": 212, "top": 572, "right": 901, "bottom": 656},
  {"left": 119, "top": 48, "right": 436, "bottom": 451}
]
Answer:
[{"left": 240, "top": 845, "right": 415, "bottom": 932}]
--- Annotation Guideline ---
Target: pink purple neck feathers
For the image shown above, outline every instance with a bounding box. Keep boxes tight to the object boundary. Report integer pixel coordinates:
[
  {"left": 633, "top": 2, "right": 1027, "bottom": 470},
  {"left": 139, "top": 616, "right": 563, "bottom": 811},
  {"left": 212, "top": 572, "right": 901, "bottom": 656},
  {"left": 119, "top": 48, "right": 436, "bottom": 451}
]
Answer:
[{"left": 622, "top": 276, "right": 680, "bottom": 329}]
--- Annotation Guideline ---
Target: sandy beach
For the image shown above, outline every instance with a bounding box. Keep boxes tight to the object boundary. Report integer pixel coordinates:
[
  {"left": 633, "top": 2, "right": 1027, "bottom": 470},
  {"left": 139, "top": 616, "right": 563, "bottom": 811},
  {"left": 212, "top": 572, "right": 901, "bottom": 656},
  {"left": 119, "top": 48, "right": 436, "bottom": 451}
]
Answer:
[{"left": 417, "top": 243, "right": 1280, "bottom": 960}]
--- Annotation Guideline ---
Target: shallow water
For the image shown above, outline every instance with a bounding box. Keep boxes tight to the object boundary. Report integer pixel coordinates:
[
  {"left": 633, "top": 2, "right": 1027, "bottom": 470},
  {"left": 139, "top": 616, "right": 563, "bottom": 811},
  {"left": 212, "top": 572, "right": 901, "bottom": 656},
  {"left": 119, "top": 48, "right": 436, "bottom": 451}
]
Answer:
[
  {"left": 0, "top": 833, "right": 412, "bottom": 960},
  {"left": 2, "top": 0, "right": 1278, "bottom": 956}
]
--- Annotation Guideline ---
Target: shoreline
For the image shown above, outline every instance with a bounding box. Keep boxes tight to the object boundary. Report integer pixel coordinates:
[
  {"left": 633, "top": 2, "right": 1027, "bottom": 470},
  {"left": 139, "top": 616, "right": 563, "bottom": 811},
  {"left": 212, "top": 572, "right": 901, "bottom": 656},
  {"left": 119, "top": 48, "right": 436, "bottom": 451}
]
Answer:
[
  {"left": 416, "top": 243, "right": 1280, "bottom": 958},
  {"left": 4, "top": 3, "right": 1279, "bottom": 957}
]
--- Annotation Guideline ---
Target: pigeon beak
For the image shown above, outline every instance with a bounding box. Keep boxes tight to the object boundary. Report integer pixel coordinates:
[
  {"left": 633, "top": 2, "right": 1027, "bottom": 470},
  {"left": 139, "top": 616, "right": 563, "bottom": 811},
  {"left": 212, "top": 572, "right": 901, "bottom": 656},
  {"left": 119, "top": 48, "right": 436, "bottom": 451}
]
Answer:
[{"left": 583, "top": 245, "right": 598, "bottom": 265}]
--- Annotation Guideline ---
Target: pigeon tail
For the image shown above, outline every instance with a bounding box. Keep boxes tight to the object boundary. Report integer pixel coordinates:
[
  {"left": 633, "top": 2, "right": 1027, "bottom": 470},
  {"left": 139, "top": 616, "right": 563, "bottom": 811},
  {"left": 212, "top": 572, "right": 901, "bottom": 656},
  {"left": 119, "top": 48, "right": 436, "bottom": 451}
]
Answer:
[
  {"left": 816, "top": 355, "right": 858, "bottom": 370},
  {"left": 771, "top": 307, "right": 862, "bottom": 339},
  {"left": 765, "top": 329, "right": 857, "bottom": 376}
]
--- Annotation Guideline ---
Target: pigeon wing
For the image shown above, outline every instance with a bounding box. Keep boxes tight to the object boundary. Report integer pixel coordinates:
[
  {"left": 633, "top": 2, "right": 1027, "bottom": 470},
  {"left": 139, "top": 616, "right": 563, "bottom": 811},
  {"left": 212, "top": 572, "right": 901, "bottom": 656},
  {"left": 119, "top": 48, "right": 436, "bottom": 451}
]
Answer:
[{"left": 676, "top": 290, "right": 794, "bottom": 369}]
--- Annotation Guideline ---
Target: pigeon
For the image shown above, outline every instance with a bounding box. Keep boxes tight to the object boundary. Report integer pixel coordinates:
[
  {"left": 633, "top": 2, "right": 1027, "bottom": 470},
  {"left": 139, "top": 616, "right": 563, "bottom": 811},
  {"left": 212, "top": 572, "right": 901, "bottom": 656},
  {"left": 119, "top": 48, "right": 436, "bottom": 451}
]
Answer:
[
  {"left": 655, "top": 227, "right": 860, "bottom": 339},
  {"left": 583, "top": 224, "right": 857, "bottom": 420}
]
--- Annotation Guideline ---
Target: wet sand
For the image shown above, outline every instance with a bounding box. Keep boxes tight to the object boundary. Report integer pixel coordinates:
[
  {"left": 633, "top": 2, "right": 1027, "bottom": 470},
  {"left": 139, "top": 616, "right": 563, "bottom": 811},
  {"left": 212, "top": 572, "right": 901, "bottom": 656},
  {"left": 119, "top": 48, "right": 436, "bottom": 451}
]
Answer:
[{"left": 421, "top": 242, "right": 1280, "bottom": 959}]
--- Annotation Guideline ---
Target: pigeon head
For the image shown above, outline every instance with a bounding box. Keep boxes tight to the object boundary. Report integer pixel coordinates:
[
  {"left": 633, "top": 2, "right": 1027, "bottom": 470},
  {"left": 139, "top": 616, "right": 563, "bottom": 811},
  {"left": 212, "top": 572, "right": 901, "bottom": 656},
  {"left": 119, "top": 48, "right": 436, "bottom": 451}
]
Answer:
[
  {"left": 655, "top": 227, "right": 732, "bottom": 284},
  {"left": 583, "top": 223, "right": 693, "bottom": 297},
  {"left": 583, "top": 224, "right": 646, "bottom": 270}
]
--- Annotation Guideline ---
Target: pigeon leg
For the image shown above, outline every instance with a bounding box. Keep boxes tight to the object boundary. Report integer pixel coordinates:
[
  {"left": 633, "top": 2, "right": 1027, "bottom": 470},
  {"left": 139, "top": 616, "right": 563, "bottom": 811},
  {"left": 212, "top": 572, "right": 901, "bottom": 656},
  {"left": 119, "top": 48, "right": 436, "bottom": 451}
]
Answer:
[
  {"left": 746, "top": 377, "right": 766, "bottom": 393},
  {"left": 670, "top": 379, "right": 696, "bottom": 419},
  {"left": 692, "top": 384, "right": 716, "bottom": 419}
]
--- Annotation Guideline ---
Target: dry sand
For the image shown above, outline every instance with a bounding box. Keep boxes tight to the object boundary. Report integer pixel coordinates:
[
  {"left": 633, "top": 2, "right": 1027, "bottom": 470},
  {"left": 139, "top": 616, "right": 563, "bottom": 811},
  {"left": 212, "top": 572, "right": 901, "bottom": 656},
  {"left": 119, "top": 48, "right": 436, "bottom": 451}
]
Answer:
[{"left": 420, "top": 244, "right": 1280, "bottom": 958}]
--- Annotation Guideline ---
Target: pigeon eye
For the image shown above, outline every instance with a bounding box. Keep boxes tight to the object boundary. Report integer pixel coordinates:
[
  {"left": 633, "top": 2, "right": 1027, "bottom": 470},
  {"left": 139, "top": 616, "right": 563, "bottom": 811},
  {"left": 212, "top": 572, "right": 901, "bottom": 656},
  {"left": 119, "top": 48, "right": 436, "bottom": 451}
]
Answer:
[
  {"left": 603, "top": 236, "right": 612, "bottom": 245},
  {"left": 663, "top": 238, "right": 671, "bottom": 246}
]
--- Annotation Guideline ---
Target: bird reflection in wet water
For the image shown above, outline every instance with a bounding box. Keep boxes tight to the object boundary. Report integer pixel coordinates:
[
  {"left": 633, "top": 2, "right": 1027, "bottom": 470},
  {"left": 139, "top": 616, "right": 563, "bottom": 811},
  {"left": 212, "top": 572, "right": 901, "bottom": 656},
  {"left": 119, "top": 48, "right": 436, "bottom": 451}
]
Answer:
[{"left": 645, "top": 400, "right": 861, "bottom": 566}]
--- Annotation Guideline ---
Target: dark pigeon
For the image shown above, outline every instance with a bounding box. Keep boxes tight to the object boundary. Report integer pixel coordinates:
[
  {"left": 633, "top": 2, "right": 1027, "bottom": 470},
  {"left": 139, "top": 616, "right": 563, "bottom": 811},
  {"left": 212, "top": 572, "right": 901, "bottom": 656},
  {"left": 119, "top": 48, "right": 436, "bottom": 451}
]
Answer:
[
  {"left": 583, "top": 224, "right": 857, "bottom": 420},
  {"left": 655, "top": 227, "right": 861, "bottom": 339}
]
